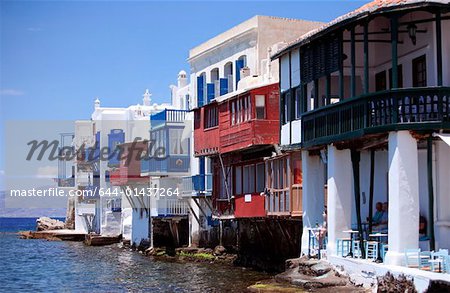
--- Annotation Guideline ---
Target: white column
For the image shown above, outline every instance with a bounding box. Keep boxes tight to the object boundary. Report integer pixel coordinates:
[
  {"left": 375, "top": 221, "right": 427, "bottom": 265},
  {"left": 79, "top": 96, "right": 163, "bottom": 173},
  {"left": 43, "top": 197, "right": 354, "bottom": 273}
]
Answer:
[
  {"left": 384, "top": 131, "right": 419, "bottom": 266},
  {"left": 435, "top": 140, "right": 450, "bottom": 250},
  {"left": 301, "top": 151, "right": 325, "bottom": 255},
  {"left": 327, "top": 145, "right": 353, "bottom": 256},
  {"left": 189, "top": 198, "right": 201, "bottom": 247}
]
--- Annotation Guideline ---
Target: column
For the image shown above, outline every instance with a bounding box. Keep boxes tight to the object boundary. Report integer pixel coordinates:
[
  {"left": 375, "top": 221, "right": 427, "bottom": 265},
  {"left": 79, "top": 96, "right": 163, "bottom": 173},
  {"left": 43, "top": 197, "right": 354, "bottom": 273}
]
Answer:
[
  {"left": 327, "top": 145, "right": 353, "bottom": 256},
  {"left": 189, "top": 198, "right": 201, "bottom": 247},
  {"left": 384, "top": 131, "right": 419, "bottom": 266},
  {"left": 301, "top": 151, "right": 325, "bottom": 255}
]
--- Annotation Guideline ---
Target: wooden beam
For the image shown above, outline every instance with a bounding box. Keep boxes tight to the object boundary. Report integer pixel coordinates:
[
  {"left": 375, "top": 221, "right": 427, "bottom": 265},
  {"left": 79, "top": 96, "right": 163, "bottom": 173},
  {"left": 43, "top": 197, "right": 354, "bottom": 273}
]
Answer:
[
  {"left": 351, "top": 27, "right": 356, "bottom": 98},
  {"left": 364, "top": 22, "right": 369, "bottom": 94},
  {"left": 435, "top": 11, "right": 443, "bottom": 86},
  {"left": 339, "top": 30, "right": 344, "bottom": 100}
]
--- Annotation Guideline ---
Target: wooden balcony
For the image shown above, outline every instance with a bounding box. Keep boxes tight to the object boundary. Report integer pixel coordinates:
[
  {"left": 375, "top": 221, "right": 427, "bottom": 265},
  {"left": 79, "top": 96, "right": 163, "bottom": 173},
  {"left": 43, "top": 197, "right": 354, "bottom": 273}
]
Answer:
[
  {"left": 220, "top": 119, "right": 279, "bottom": 154},
  {"left": 302, "top": 87, "right": 450, "bottom": 148},
  {"left": 181, "top": 174, "right": 212, "bottom": 197}
]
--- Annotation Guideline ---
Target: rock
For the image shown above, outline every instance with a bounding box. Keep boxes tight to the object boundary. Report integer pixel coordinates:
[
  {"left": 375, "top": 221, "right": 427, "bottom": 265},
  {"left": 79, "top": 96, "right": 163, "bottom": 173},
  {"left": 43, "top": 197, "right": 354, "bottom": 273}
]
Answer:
[
  {"left": 36, "top": 217, "right": 65, "bottom": 231},
  {"left": 310, "top": 262, "right": 333, "bottom": 276},
  {"left": 145, "top": 247, "right": 155, "bottom": 256},
  {"left": 214, "top": 245, "right": 226, "bottom": 255},
  {"left": 377, "top": 272, "right": 417, "bottom": 293}
]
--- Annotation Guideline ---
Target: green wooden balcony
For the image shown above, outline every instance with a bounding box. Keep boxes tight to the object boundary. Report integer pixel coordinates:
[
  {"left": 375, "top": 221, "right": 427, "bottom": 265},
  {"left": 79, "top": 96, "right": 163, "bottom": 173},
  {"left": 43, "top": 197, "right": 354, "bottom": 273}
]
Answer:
[{"left": 301, "top": 87, "right": 450, "bottom": 148}]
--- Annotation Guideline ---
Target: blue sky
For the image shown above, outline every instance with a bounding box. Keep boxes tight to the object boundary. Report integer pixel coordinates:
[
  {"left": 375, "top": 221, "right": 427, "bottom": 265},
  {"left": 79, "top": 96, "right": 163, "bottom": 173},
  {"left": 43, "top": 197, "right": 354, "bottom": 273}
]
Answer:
[{"left": 0, "top": 0, "right": 366, "bottom": 172}]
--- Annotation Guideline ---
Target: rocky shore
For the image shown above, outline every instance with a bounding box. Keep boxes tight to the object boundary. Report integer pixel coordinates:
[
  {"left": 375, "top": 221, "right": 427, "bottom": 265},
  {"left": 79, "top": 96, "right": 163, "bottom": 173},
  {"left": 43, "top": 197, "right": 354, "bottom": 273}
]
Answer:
[{"left": 248, "top": 257, "right": 368, "bottom": 292}]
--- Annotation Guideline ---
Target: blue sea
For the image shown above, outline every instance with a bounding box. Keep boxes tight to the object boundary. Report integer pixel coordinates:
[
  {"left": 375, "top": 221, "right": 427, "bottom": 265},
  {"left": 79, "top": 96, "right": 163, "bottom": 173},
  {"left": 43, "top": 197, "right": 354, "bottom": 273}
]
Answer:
[{"left": 0, "top": 217, "right": 268, "bottom": 292}]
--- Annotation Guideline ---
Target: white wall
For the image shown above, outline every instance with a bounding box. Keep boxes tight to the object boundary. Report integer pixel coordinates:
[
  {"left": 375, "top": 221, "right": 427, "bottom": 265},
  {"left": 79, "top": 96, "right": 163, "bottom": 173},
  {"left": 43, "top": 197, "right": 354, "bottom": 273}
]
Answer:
[{"left": 435, "top": 140, "right": 450, "bottom": 250}]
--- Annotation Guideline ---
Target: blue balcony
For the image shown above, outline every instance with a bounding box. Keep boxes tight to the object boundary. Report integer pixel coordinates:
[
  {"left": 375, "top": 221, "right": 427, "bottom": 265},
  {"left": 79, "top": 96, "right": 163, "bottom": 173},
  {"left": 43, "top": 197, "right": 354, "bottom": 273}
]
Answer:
[
  {"left": 141, "top": 155, "right": 190, "bottom": 175},
  {"left": 181, "top": 174, "right": 212, "bottom": 197},
  {"left": 150, "top": 109, "right": 188, "bottom": 129}
]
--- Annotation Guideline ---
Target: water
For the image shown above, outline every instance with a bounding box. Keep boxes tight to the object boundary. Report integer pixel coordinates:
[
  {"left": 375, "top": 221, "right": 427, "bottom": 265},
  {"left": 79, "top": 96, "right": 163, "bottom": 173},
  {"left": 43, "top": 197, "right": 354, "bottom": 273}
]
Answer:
[{"left": 0, "top": 218, "right": 270, "bottom": 292}]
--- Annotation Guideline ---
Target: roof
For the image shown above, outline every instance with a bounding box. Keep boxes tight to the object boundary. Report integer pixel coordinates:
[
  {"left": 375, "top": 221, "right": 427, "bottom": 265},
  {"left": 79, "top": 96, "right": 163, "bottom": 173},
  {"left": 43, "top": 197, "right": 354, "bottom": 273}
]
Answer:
[
  {"left": 272, "top": 0, "right": 450, "bottom": 59},
  {"left": 189, "top": 15, "right": 324, "bottom": 61}
]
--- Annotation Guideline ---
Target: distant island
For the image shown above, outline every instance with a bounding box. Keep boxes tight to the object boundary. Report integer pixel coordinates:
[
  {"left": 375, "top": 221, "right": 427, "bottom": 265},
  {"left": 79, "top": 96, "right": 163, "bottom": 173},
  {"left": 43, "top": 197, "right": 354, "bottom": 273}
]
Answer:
[{"left": 0, "top": 191, "right": 66, "bottom": 218}]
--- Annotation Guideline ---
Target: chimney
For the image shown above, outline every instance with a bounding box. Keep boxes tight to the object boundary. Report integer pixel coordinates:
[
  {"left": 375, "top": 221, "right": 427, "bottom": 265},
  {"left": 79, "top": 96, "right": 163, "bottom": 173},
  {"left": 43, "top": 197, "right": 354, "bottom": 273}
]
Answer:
[
  {"left": 240, "top": 66, "right": 251, "bottom": 79},
  {"left": 178, "top": 70, "right": 188, "bottom": 88}
]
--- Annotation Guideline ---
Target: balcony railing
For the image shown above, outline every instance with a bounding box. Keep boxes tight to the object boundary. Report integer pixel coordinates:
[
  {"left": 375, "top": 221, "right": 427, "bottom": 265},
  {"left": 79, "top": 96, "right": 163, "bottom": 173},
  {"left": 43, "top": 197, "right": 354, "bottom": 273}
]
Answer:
[
  {"left": 181, "top": 174, "right": 212, "bottom": 197},
  {"left": 150, "top": 109, "right": 187, "bottom": 129},
  {"left": 302, "top": 87, "right": 450, "bottom": 147},
  {"left": 157, "top": 198, "right": 189, "bottom": 216}
]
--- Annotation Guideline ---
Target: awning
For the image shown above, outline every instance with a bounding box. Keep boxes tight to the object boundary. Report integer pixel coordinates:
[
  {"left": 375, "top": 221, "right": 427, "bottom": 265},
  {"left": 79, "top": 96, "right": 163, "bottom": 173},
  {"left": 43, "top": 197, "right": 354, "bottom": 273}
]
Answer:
[{"left": 433, "top": 133, "right": 450, "bottom": 147}]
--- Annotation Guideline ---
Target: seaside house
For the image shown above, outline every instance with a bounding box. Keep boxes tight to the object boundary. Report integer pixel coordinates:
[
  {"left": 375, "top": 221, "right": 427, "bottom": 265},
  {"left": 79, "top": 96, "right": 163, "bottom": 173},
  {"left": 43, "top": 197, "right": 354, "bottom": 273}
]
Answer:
[
  {"left": 71, "top": 91, "right": 171, "bottom": 238},
  {"left": 272, "top": 0, "right": 450, "bottom": 288},
  {"left": 190, "top": 15, "right": 323, "bottom": 258},
  {"left": 137, "top": 72, "right": 194, "bottom": 248}
]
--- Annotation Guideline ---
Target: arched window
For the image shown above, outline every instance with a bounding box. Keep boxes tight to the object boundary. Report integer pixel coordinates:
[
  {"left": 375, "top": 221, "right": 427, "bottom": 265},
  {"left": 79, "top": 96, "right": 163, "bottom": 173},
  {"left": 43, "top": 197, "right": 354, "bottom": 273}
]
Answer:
[
  {"left": 238, "top": 55, "right": 247, "bottom": 67},
  {"left": 210, "top": 68, "right": 219, "bottom": 82},
  {"left": 224, "top": 62, "right": 233, "bottom": 92}
]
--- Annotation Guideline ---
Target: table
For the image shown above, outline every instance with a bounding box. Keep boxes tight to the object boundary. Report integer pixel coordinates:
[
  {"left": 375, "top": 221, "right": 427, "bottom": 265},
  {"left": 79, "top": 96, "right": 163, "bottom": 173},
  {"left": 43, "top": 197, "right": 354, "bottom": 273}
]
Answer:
[
  {"left": 308, "top": 227, "right": 326, "bottom": 259},
  {"left": 342, "top": 230, "right": 359, "bottom": 257},
  {"left": 369, "top": 233, "right": 388, "bottom": 262}
]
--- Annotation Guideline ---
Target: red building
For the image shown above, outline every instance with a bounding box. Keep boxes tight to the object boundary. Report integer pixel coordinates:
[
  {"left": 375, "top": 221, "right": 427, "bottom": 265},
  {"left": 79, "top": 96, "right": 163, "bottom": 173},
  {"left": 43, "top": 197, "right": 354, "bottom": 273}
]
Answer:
[{"left": 194, "top": 83, "right": 282, "bottom": 218}]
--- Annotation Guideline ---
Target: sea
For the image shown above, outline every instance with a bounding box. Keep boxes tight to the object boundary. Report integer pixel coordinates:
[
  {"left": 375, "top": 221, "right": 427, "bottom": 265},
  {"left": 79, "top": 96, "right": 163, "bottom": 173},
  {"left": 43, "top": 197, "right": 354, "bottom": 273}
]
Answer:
[{"left": 0, "top": 217, "right": 269, "bottom": 292}]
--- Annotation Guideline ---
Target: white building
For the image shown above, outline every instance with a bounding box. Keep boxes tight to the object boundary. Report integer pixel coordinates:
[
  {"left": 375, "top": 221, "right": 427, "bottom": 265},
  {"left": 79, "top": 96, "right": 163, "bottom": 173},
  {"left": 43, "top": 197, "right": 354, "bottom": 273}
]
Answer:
[
  {"left": 272, "top": 0, "right": 450, "bottom": 290},
  {"left": 72, "top": 90, "right": 172, "bottom": 241}
]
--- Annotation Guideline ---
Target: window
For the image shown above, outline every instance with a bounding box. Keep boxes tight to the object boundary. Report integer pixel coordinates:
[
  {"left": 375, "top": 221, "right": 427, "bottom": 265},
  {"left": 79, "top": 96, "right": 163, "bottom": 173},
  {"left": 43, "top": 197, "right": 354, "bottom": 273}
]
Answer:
[
  {"left": 266, "top": 156, "right": 291, "bottom": 213},
  {"left": 413, "top": 55, "right": 427, "bottom": 87},
  {"left": 204, "top": 106, "right": 218, "bottom": 129},
  {"left": 194, "top": 109, "right": 201, "bottom": 129},
  {"left": 255, "top": 95, "right": 265, "bottom": 119},
  {"left": 234, "top": 166, "right": 242, "bottom": 195},
  {"left": 389, "top": 65, "right": 403, "bottom": 89},
  {"left": 243, "top": 165, "right": 254, "bottom": 194},
  {"left": 291, "top": 49, "right": 300, "bottom": 87},
  {"left": 282, "top": 91, "right": 290, "bottom": 124},
  {"left": 375, "top": 71, "right": 387, "bottom": 91},
  {"left": 256, "top": 163, "right": 265, "bottom": 192},
  {"left": 294, "top": 87, "right": 302, "bottom": 119},
  {"left": 234, "top": 162, "right": 264, "bottom": 195},
  {"left": 169, "top": 128, "right": 188, "bottom": 155},
  {"left": 231, "top": 102, "right": 235, "bottom": 125},
  {"left": 224, "top": 62, "right": 234, "bottom": 93},
  {"left": 231, "top": 95, "right": 252, "bottom": 125},
  {"left": 280, "top": 54, "right": 290, "bottom": 92}
]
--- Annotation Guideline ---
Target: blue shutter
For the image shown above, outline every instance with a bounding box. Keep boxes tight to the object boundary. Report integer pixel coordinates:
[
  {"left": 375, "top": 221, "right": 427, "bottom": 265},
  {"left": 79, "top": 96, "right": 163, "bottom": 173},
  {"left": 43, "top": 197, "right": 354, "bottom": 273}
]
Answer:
[
  {"left": 207, "top": 83, "right": 215, "bottom": 103},
  {"left": 199, "top": 157, "right": 205, "bottom": 175},
  {"left": 197, "top": 75, "right": 205, "bottom": 107},
  {"left": 108, "top": 129, "right": 124, "bottom": 166},
  {"left": 219, "top": 78, "right": 228, "bottom": 96},
  {"left": 235, "top": 59, "right": 245, "bottom": 87}
]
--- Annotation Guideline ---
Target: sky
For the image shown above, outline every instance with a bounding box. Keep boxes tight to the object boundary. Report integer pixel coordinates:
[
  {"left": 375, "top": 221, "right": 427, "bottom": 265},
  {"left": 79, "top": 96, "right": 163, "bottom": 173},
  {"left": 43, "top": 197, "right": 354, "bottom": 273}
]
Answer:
[{"left": 0, "top": 0, "right": 366, "bottom": 176}]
